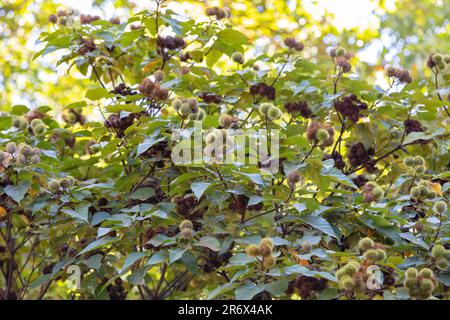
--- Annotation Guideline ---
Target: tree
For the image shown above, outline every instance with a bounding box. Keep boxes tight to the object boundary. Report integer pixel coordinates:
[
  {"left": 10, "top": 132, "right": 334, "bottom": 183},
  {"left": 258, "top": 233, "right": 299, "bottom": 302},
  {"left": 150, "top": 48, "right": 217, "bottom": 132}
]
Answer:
[{"left": 0, "top": 0, "right": 449, "bottom": 300}]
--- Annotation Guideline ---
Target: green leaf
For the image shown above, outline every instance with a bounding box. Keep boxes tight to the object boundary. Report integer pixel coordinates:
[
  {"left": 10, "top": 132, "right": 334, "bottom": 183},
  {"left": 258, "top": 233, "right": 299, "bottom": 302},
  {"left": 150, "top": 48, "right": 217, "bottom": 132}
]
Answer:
[
  {"left": 399, "top": 232, "right": 429, "bottom": 250},
  {"left": 207, "top": 282, "right": 240, "bottom": 300},
  {"left": 127, "top": 265, "right": 150, "bottom": 285},
  {"left": 148, "top": 252, "right": 168, "bottom": 265},
  {"left": 78, "top": 237, "right": 119, "bottom": 255},
  {"left": 65, "top": 101, "right": 87, "bottom": 110},
  {"left": 11, "top": 105, "right": 30, "bottom": 115},
  {"left": 217, "top": 29, "right": 249, "bottom": 46},
  {"left": 227, "top": 253, "right": 254, "bottom": 266},
  {"left": 265, "top": 279, "right": 289, "bottom": 296},
  {"left": 169, "top": 248, "right": 187, "bottom": 264},
  {"left": 206, "top": 49, "right": 223, "bottom": 68},
  {"left": 293, "top": 203, "right": 307, "bottom": 213},
  {"left": 239, "top": 172, "right": 265, "bottom": 185},
  {"left": 235, "top": 282, "right": 264, "bottom": 300},
  {"left": 302, "top": 215, "right": 337, "bottom": 238},
  {"left": 195, "top": 236, "right": 221, "bottom": 251},
  {"left": 106, "top": 104, "right": 144, "bottom": 113},
  {"left": 4, "top": 182, "right": 31, "bottom": 203},
  {"left": 191, "top": 182, "right": 211, "bottom": 199},
  {"left": 320, "top": 161, "right": 357, "bottom": 189},
  {"left": 137, "top": 136, "right": 165, "bottom": 156},
  {"left": 437, "top": 273, "right": 450, "bottom": 286},
  {"left": 30, "top": 274, "right": 52, "bottom": 289},
  {"left": 131, "top": 188, "right": 155, "bottom": 201},
  {"left": 120, "top": 252, "right": 146, "bottom": 273},
  {"left": 85, "top": 87, "right": 109, "bottom": 100},
  {"left": 61, "top": 203, "right": 90, "bottom": 223}
]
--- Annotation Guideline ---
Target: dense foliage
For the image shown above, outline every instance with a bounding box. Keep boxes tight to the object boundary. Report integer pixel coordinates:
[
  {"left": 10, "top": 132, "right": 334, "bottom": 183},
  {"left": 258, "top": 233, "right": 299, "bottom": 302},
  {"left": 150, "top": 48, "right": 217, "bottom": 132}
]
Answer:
[{"left": 0, "top": 1, "right": 449, "bottom": 300}]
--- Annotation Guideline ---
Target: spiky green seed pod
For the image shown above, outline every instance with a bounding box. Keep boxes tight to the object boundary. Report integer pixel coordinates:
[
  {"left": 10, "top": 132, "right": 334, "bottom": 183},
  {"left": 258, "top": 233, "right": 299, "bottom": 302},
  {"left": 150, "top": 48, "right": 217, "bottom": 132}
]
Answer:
[
  {"left": 410, "top": 186, "right": 421, "bottom": 198},
  {"left": 195, "top": 109, "right": 206, "bottom": 121},
  {"left": 188, "top": 112, "right": 198, "bottom": 120},
  {"left": 363, "top": 249, "right": 379, "bottom": 262},
  {"left": 59, "top": 177, "right": 72, "bottom": 188},
  {"left": 58, "top": 17, "right": 67, "bottom": 25},
  {"left": 426, "top": 190, "right": 436, "bottom": 199},
  {"left": 246, "top": 245, "right": 260, "bottom": 257},
  {"left": 335, "top": 268, "right": 347, "bottom": 281},
  {"left": 33, "top": 124, "right": 46, "bottom": 136},
  {"left": 219, "top": 114, "right": 233, "bottom": 128},
  {"left": 205, "top": 131, "right": 217, "bottom": 144},
  {"left": 64, "top": 111, "right": 77, "bottom": 123},
  {"left": 372, "top": 187, "right": 384, "bottom": 200},
  {"left": 419, "top": 278, "right": 434, "bottom": 293},
  {"left": 263, "top": 255, "right": 276, "bottom": 269},
  {"left": 67, "top": 176, "right": 75, "bottom": 185},
  {"left": 433, "top": 201, "right": 447, "bottom": 214},
  {"left": 259, "top": 243, "right": 273, "bottom": 257},
  {"left": 259, "top": 103, "right": 273, "bottom": 115},
  {"left": 413, "top": 156, "right": 425, "bottom": 167},
  {"left": 31, "top": 147, "right": 40, "bottom": 156},
  {"left": 30, "top": 118, "right": 44, "bottom": 128},
  {"left": 415, "top": 165, "right": 425, "bottom": 173},
  {"left": 358, "top": 237, "right": 374, "bottom": 251},
  {"left": 13, "top": 116, "right": 28, "bottom": 129},
  {"left": 179, "top": 103, "right": 192, "bottom": 116},
  {"left": 418, "top": 186, "right": 428, "bottom": 197},
  {"left": 316, "top": 128, "right": 330, "bottom": 141},
  {"left": 30, "top": 155, "right": 40, "bottom": 164},
  {"left": 187, "top": 97, "right": 198, "bottom": 109},
  {"left": 404, "top": 277, "right": 417, "bottom": 289},
  {"left": 336, "top": 47, "right": 346, "bottom": 57},
  {"left": 172, "top": 98, "right": 183, "bottom": 111},
  {"left": 5, "top": 142, "right": 16, "bottom": 154},
  {"left": 347, "top": 261, "right": 360, "bottom": 270},
  {"left": 432, "top": 244, "right": 446, "bottom": 258},
  {"left": 260, "top": 237, "right": 274, "bottom": 248},
  {"left": 408, "top": 287, "right": 421, "bottom": 298},
  {"left": 154, "top": 70, "right": 165, "bottom": 82},
  {"left": 375, "top": 249, "right": 386, "bottom": 261},
  {"left": 12, "top": 117, "right": 21, "bottom": 128},
  {"left": 179, "top": 219, "right": 193, "bottom": 230},
  {"left": 48, "top": 180, "right": 60, "bottom": 192},
  {"left": 16, "top": 153, "right": 27, "bottom": 165},
  {"left": 406, "top": 267, "right": 418, "bottom": 279},
  {"left": 180, "top": 228, "right": 193, "bottom": 239},
  {"left": 339, "top": 275, "right": 355, "bottom": 290},
  {"left": 436, "top": 258, "right": 448, "bottom": 271},
  {"left": 444, "top": 55, "right": 450, "bottom": 63},
  {"left": 365, "top": 181, "right": 378, "bottom": 188},
  {"left": 231, "top": 52, "right": 244, "bottom": 64},
  {"left": 267, "top": 106, "right": 281, "bottom": 120},
  {"left": 432, "top": 53, "right": 443, "bottom": 63},
  {"left": 19, "top": 144, "right": 32, "bottom": 156},
  {"left": 419, "top": 268, "right": 433, "bottom": 279},
  {"left": 437, "top": 61, "right": 447, "bottom": 71},
  {"left": 418, "top": 291, "right": 432, "bottom": 300},
  {"left": 287, "top": 171, "right": 301, "bottom": 187},
  {"left": 343, "top": 263, "right": 358, "bottom": 275},
  {"left": 418, "top": 180, "right": 429, "bottom": 187}
]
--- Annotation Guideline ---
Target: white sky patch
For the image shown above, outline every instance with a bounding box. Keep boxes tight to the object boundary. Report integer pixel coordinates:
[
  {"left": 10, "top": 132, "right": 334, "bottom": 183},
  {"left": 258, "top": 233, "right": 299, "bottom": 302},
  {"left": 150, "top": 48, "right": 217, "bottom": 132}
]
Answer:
[
  {"left": 55, "top": 0, "right": 94, "bottom": 13},
  {"left": 303, "top": 0, "right": 378, "bottom": 30},
  {"left": 48, "top": 1, "right": 384, "bottom": 79}
]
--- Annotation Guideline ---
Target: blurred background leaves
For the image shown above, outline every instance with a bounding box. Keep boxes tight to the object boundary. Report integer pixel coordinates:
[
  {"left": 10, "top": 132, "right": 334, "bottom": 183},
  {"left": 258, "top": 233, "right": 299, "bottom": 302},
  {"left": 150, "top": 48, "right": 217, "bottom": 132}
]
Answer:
[{"left": 0, "top": 0, "right": 449, "bottom": 111}]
